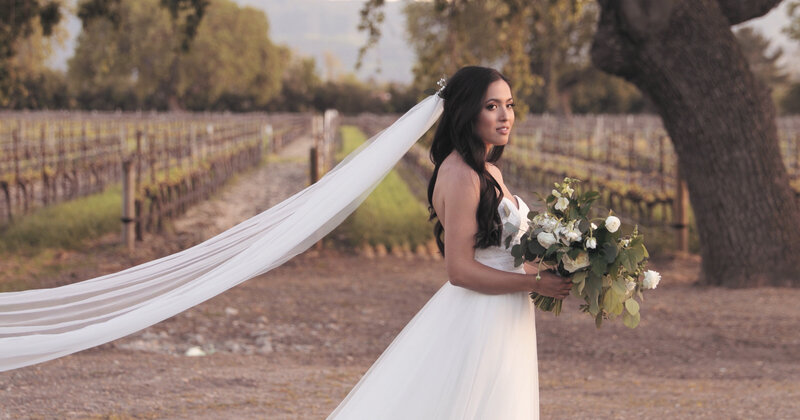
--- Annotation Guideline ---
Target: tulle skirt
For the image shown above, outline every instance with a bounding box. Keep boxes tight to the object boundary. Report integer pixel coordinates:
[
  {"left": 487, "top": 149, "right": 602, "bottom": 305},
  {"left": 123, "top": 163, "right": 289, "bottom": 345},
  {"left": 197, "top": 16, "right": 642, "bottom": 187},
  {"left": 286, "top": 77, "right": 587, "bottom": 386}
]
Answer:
[{"left": 328, "top": 281, "right": 539, "bottom": 420}]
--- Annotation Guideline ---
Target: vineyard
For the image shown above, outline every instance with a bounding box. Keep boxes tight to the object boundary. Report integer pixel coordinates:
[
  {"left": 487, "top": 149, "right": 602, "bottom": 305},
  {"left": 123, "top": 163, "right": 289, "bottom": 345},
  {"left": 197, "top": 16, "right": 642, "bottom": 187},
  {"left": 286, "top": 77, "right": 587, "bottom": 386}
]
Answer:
[
  {"left": 3, "top": 111, "right": 800, "bottom": 252},
  {"left": 0, "top": 112, "right": 314, "bottom": 242}
]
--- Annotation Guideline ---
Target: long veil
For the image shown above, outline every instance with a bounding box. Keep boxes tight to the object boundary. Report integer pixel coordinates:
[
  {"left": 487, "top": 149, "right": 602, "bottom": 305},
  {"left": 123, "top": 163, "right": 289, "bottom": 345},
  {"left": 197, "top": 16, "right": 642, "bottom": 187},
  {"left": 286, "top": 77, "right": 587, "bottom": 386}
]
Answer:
[{"left": 0, "top": 94, "right": 444, "bottom": 372}]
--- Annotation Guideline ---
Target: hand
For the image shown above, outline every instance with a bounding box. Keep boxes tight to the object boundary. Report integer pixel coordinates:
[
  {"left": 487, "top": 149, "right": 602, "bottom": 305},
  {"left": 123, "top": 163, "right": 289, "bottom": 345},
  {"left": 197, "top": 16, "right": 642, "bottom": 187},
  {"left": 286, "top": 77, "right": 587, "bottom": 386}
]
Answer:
[{"left": 531, "top": 269, "right": 572, "bottom": 299}]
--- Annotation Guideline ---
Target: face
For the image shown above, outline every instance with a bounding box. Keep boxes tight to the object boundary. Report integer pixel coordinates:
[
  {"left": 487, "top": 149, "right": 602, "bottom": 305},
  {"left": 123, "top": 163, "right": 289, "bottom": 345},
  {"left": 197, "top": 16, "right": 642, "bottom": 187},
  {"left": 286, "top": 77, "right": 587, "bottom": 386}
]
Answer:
[{"left": 475, "top": 79, "right": 514, "bottom": 150}]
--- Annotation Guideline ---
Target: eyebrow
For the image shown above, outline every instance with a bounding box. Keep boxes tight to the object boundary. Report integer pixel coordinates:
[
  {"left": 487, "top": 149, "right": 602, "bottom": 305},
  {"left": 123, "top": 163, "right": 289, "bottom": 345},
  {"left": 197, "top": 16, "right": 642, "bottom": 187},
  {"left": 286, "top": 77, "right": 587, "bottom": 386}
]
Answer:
[{"left": 485, "top": 98, "right": 514, "bottom": 103}]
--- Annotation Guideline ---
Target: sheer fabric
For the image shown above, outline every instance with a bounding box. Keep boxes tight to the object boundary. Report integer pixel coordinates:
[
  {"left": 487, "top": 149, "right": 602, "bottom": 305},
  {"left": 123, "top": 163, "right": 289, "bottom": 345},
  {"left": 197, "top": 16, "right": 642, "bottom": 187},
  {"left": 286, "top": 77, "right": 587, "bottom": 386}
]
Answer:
[
  {"left": 328, "top": 196, "right": 539, "bottom": 419},
  {"left": 0, "top": 95, "right": 443, "bottom": 372}
]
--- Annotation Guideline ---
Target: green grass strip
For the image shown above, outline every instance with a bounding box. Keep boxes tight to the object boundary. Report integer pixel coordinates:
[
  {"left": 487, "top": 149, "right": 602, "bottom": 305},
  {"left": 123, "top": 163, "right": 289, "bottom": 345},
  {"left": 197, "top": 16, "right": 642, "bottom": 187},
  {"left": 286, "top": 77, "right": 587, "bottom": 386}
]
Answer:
[
  {"left": 0, "top": 186, "right": 122, "bottom": 255},
  {"left": 333, "top": 126, "right": 431, "bottom": 249}
]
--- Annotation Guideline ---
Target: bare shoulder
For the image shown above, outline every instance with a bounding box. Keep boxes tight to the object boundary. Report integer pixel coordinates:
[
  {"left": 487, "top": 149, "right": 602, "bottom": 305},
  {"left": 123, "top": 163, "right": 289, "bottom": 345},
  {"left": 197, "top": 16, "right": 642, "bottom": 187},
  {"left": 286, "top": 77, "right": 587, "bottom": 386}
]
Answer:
[
  {"left": 437, "top": 153, "right": 480, "bottom": 194},
  {"left": 485, "top": 161, "right": 505, "bottom": 182}
]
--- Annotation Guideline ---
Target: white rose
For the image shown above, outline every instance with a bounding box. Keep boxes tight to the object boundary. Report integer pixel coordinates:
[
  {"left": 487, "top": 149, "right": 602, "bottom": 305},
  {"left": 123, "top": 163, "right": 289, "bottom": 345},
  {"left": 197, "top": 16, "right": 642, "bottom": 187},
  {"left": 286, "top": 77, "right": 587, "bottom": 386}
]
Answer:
[
  {"left": 585, "top": 237, "right": 597, "bottom": 249},
  {"left": 564, "top": 228, "right": 582, "bottom": 244},
  {"left": 643, "top": 270, "right": 661, "bottom": 289},
  {"left": 535, "top": 214, "right": 558, "bottom": 232},
  {"left": 562, "top": 252, "right": 591, "bottom": 273},
  {"left": 605, "top": 215, "right": 621, "bottom": 233},
  {"left": 541, "top": 217, "right": 558, "bottom": 233},
  {"left": 537, "top": 232, "right": 557, "bottom": 248},
  {"left": 555, "top": 196, "right": 569, "bottom": 211}
]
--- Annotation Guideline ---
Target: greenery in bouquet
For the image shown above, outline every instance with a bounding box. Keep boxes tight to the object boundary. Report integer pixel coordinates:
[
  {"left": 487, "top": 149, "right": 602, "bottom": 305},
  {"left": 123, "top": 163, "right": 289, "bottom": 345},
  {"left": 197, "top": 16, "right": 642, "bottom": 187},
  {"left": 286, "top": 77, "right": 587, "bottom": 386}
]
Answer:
[{"left": 504, "top": 178, "right": 660, "bottom": 328}]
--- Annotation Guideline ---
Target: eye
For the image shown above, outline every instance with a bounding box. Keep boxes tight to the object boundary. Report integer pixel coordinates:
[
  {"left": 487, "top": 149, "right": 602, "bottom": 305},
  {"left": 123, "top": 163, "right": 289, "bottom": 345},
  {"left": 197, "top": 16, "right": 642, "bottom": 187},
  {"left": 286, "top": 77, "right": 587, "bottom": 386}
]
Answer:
[
  {"left": 507, "top": 103, "right": 515, "bottom": 109},
  {"left": 486, "top": 104, "right": 497, "bottom": 111}
]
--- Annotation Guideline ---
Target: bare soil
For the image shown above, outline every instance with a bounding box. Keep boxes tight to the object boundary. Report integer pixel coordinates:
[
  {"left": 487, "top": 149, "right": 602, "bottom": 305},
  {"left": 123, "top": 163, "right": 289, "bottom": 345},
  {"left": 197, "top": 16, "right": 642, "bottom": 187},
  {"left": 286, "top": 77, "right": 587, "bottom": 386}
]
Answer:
[{"left": 1, "top": 136, "right": 799, "bottom": 419}]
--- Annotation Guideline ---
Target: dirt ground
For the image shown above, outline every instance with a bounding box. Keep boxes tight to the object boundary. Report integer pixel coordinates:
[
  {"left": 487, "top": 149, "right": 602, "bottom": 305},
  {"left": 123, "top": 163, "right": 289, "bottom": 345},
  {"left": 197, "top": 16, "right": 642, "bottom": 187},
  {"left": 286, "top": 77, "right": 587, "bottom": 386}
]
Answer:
[{"left": 1, "top": 135, "right": 799, "bottom": 419}]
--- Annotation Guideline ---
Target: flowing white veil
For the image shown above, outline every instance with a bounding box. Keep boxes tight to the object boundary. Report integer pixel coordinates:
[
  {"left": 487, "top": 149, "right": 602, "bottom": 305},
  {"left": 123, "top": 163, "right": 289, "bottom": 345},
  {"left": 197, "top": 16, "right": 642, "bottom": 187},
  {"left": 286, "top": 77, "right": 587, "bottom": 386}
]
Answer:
[{"left": 0, "top": 94, "right": 443, "bottom": 372}]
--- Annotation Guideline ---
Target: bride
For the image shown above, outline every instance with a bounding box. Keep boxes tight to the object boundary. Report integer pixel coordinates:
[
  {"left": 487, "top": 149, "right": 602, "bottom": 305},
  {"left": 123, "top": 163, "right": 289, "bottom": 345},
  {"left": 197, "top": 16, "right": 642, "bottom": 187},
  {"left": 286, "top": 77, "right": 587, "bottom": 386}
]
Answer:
[{"left": 328, "top": 66, "right": 572, "bottom": 419}]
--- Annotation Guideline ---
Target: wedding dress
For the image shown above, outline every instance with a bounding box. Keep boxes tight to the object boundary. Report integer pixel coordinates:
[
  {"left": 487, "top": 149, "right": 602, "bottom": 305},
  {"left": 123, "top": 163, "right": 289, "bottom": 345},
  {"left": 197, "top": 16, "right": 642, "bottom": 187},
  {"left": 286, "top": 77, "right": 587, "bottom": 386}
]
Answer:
[{"left": 328, "top": 195, "right": 539, "bottom": 420}]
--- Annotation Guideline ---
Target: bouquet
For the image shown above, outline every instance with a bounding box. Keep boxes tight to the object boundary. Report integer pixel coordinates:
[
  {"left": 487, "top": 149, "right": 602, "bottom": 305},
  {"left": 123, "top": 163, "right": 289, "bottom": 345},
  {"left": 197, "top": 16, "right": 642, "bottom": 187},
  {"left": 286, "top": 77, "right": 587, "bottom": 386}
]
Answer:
[{"left": 505, "top": 178, "right": 660, "bottom": 328}]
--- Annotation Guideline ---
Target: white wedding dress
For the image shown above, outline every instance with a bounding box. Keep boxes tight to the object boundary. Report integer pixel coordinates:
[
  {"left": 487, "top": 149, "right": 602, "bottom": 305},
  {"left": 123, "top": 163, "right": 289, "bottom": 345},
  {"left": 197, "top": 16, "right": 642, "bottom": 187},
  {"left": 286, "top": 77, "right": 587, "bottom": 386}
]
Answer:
[{"left": 328, "top": 195, "right": 539, "bottom": 420}]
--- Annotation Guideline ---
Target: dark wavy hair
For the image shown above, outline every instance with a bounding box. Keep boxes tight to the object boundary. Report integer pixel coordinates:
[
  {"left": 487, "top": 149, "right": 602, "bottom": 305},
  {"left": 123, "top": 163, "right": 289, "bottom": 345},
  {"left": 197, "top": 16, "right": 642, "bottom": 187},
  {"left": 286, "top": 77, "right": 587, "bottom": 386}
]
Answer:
[{"left": 427, "top": 66, "right": 511, "bottom": 256}]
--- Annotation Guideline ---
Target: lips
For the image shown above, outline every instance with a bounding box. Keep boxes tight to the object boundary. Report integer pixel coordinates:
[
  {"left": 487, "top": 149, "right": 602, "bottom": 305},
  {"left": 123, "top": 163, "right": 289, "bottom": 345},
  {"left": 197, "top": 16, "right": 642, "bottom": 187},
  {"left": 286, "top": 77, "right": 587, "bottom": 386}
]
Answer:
[{"left": 496, "top": 127, "right": 509, "bottom": 135}]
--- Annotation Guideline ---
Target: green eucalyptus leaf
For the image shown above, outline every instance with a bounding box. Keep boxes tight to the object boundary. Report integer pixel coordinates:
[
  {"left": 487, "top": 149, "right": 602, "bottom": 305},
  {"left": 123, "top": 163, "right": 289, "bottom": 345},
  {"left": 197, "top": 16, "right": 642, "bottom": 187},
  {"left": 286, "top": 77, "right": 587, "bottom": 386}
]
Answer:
[
  {"left": 528, "top": 240, "right": 546, "bottom": 256},
  {"left": 622, "top": 310, "right": 640, "bottom": 329},
  {"left": 625, "top": 298, "right": 640, "bottom": 315},
  {"left": 578, "top": 219, "right": 591, "bottom": 234},
  {"left": 586, "top": 276, "right": 601, "bottom": 316},
  {"left": 602, "top": 241, "right": 618, "bottom": 263},
  {"left": 567, "top": 247, "right": 581, "bottom": 259},
  {"left": 612, "top": 301, "right": 624, "bottom": 316},
  {"left": 591, "top": 256, "right": 607, "bottom": 276},
  {"left": 573, "top": 278, "right": 585, "bottom": 296},
  {"left": 511, "top": 244, "right": 521, "bottom": 258},
  {"left": 608, "top": 260, "right": 621, "bottom": 278},
  {"left": 524, "top": 246, "right": 535, "bottom": 262},
  {"left": 602, "top": 289, "right": 614, "bottom": 311},
  {"left": 571, "top": 271, "right": 587, "bottom": 284},
  {"left": 611, "top": 278, "right": 627, "bottom": 295},
  {"left": 629, "top": 245, "right": 645, "bottom": 264},
  {"left": 544, "top": 244, "right": 560, "bottom": 258},
  {"left": 618, "top": 249, "right": 636, "bottom": 273}
]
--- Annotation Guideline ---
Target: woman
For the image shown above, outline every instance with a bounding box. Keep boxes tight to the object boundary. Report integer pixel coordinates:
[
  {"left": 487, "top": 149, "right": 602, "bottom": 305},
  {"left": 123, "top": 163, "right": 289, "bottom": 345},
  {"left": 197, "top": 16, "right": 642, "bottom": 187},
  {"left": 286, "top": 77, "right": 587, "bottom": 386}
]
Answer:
[{"left": 328, "top": 66, "right": 572, "bottom": 419}]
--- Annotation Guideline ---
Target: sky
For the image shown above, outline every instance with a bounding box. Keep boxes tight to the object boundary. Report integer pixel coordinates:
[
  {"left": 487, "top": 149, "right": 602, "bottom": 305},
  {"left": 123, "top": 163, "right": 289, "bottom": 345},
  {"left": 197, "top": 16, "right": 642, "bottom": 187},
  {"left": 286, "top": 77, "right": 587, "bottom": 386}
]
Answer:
[{"left": 49, "top": 0, "right": 800, "bottom": 83}]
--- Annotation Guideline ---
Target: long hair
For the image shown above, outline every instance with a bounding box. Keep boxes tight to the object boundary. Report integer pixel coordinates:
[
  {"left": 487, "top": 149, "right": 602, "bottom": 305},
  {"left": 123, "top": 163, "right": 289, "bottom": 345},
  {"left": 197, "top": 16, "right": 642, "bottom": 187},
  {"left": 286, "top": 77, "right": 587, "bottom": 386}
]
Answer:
[{"left": 427, "top": 66, "right": 510, "bottom": 256}]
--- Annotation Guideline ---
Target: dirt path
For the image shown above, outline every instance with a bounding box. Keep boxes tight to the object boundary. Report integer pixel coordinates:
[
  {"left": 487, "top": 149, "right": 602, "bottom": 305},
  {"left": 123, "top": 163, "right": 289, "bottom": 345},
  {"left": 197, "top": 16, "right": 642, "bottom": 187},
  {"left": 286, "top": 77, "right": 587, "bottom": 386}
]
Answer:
[
  {"left": 171, "top": 134, "right": 311, "bottom": 244},
  {"left": 1, "top": 139, "right": 800, "bottom": 419},
  {"left": 2, "top": 252, "right": 799, "bottom": 419}
]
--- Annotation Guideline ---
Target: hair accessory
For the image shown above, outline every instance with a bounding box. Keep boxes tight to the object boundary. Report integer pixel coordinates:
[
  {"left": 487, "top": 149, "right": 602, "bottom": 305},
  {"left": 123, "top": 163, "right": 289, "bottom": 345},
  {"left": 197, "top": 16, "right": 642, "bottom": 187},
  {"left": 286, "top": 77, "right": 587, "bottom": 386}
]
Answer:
[{"left": 436, "top": 77, "right": 447, "bottom": 95}]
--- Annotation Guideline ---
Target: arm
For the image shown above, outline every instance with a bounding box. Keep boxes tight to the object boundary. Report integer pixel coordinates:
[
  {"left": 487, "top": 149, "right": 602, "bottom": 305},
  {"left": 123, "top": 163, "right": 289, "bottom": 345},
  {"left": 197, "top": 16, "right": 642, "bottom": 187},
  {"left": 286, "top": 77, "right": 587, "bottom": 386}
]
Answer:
[{"left": 439, "top": 166, "right": 571, "bottom": 297}]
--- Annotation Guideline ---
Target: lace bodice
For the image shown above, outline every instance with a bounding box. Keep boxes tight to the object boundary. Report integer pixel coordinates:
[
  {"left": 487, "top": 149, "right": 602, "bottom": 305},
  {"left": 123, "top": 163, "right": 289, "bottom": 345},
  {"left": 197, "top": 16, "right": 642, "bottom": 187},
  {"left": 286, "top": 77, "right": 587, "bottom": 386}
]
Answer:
[{"left": 473, "top": 195, "right": 529, "bottom": 273}]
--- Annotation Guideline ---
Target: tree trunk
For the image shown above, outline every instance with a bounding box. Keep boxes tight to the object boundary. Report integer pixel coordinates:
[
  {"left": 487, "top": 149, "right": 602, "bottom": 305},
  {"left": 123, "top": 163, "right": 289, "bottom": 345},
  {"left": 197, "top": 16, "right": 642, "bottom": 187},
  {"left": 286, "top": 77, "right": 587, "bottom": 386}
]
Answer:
[
  {"left": 543, "top": 52, "right": 560, "bottom": 114},
  {"left": 590, "top": 0, "right": 800, "bottom": 287}
]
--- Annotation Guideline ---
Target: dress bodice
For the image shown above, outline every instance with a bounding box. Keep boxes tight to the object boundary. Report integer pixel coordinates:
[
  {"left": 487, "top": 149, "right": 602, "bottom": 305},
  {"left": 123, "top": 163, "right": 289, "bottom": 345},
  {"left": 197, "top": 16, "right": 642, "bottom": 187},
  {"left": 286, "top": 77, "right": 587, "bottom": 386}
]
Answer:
[{"left": 473, "top": 195, "right": 529, "bottom": 273}]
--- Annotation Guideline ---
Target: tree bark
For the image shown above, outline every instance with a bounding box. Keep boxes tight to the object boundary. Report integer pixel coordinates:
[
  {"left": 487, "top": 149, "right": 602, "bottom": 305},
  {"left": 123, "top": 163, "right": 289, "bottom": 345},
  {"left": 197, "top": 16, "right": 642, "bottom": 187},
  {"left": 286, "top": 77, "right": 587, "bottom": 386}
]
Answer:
[
  {"left": 590, "top": 0, "right": 800, "bottom": 287},
  {"left": 543, "top": 52, "right": 561, "bottom": 114}
]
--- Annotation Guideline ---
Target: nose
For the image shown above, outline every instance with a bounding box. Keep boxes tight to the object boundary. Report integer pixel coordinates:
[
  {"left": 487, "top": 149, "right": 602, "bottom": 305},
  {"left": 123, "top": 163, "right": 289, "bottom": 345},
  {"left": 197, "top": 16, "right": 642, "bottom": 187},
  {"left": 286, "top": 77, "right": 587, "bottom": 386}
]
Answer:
[{"left": 499, "top": 106, "right": 509, "bottom": 121}]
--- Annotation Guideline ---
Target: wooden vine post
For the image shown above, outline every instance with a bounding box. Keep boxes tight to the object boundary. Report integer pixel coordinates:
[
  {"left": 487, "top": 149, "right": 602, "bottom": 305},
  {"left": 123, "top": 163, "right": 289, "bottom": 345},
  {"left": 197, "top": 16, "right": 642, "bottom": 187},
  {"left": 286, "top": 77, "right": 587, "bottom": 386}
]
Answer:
[
  {"left": 309, "top": 147, "right": 319, "bottom": 184},
  {"left": 674, "top": 168, "right": 689, "bottom": 254},
  {"left": 121, "top": 159, "right": 136, "bottom": 250}
]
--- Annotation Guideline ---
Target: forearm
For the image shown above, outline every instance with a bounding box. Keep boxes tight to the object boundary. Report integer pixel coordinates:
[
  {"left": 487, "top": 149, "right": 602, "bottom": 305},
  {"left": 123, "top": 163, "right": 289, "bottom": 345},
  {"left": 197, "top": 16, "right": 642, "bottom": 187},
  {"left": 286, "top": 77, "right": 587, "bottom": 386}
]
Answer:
[{"left": 447, "top": 259, "right": 534, "bottom": 295}]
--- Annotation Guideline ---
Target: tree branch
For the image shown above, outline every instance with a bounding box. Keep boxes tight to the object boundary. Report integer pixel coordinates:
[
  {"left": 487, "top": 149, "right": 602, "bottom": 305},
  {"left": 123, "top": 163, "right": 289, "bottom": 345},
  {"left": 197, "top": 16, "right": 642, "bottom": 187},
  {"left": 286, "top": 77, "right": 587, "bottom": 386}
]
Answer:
[
  {"left": 715, "top": 0, "right": 783, "bottom": 25},
  {"left": 619, "top": 0, "right": 675, "bottom": 39}
]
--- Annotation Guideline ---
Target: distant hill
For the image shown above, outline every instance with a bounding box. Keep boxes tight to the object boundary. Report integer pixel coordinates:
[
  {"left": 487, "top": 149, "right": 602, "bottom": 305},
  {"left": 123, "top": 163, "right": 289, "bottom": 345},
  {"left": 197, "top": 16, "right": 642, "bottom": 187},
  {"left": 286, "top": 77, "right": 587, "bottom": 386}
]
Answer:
[{"left": 235, "top": 0, "right": 415, "bottom": 83}]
